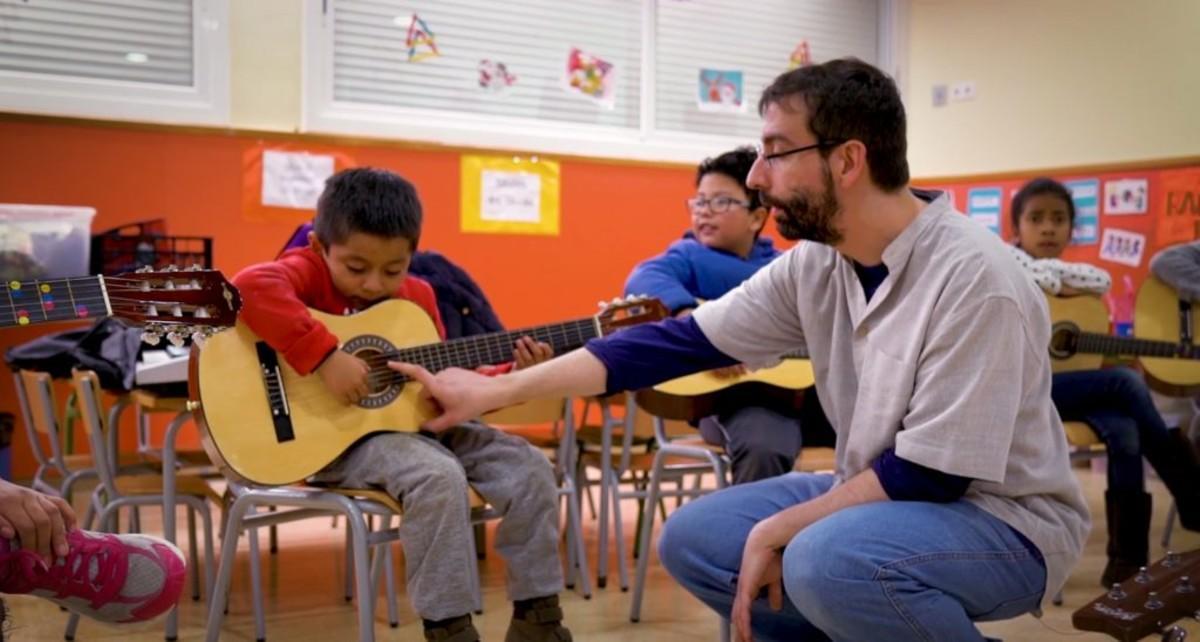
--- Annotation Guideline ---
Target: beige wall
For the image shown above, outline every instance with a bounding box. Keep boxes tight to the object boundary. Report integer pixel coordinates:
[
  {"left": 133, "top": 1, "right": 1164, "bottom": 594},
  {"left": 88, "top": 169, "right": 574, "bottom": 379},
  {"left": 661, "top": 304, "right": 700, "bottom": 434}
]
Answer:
[
  {"left": 229, "top": 0, "right": 302, "bottom": 132},
  {"left": 906, "top": 0, "right": 1200, "bottom": 178}
]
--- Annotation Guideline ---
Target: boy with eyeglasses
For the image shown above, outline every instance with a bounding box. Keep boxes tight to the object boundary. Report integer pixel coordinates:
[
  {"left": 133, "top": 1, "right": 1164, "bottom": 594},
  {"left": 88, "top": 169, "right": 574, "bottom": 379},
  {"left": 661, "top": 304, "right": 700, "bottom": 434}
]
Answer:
[{"left": 622, "top": 147, "right": 832, "bottom": 483}]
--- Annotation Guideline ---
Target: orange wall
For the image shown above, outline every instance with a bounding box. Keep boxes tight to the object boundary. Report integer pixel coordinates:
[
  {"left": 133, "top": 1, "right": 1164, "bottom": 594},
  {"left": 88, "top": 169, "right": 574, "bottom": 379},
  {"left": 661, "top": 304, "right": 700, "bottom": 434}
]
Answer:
[{"left": 0, "top": 117, "right": 793, "bottom": 480}]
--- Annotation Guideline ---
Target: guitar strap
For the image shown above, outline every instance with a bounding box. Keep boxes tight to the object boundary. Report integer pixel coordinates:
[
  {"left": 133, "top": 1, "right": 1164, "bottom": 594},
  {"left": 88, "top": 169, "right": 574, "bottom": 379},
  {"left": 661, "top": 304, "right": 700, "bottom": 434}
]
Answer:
[{"left": 1179, "top": 297, "right": 1193, "bottom": 353}]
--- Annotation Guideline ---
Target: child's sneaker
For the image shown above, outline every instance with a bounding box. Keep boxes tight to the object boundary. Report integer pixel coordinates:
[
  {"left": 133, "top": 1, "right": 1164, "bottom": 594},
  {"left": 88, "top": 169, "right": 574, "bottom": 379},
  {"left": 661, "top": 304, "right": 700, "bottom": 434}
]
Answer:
[
  {"left": 0, "top": 529, "right": 186, "bottom": 623},
  {"left": 506, "top": 595, "right": 572, "bottom": 642}
]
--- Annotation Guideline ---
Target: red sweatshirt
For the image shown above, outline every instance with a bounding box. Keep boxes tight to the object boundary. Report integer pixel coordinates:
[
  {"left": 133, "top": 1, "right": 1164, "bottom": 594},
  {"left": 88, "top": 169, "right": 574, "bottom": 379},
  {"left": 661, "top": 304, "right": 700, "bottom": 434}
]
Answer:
[{"left": 233, "top": 246, "right": 446, "bottom": 375}]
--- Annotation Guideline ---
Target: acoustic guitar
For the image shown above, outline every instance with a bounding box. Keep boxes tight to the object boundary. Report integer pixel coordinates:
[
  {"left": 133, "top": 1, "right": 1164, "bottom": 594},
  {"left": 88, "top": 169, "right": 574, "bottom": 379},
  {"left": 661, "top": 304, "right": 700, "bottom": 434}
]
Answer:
[
  {"left": 1046, "top": 291, "right": 1198, "bottom": 383},
  {"left": 633, "top": 354, "right": 814, "bottom": 422},
  {"left": 1073, "top": 548, "right": 1200, "bottom": 641},
  {"left": 1, "top": 268, "right": 240, "bottom": 340},
  {"left": 190, "top": 297, "right": 668, "bottom": 486},
  {"left": 1134, "top": 276, "right": 1199, "bottom": 392}
]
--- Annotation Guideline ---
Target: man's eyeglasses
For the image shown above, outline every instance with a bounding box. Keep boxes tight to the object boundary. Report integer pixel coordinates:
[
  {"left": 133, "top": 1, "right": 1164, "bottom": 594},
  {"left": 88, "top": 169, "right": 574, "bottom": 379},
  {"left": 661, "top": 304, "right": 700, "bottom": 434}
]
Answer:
[
  {"left": 754, "top": 140, "right": 845, "bottom": 167},
  {"left": 686, "top": 195, "right": 751, "bottom": 214}
]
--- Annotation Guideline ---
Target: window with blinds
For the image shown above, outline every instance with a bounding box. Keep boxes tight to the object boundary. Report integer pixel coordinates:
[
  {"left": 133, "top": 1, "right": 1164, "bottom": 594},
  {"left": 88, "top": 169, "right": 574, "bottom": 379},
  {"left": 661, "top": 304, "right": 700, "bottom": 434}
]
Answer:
[
  {"left": 306, "top": 0, "right": 893, "bottom": 163},
  {"left": 654, "top": 0, "right": 879, "bottom": 140},
  {"left": 0, "top": 0, "right": 229, "bottom": 125}
]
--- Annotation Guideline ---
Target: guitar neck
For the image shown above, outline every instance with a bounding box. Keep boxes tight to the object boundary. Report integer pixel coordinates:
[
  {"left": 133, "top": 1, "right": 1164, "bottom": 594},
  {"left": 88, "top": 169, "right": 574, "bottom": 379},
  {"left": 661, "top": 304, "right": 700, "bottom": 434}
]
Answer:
[
  {"left": 1076, "top": 332, "right": 1199, "bottom": 360},
  {"left": 392, "top": 317, "right": 600, "bottom": 372},
  {"left": 0, "top": 275, "right": 109, "bottom": 329}
]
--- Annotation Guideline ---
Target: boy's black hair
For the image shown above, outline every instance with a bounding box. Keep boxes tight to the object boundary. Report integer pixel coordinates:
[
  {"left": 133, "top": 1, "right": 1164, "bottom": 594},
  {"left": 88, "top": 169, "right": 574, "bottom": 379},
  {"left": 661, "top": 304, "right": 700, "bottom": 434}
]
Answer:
[
  {"left": 1010, "top": 177, "right": 1076, "bottom": 230},
  {"left": 759, "top": 58, "right": 909, "bottom": 192},
  {"left": 313, "top": 167, "right": 423, "bottom": 249},
  {"left": 696, "top": 146, "right": 762, "bottom": 210}
]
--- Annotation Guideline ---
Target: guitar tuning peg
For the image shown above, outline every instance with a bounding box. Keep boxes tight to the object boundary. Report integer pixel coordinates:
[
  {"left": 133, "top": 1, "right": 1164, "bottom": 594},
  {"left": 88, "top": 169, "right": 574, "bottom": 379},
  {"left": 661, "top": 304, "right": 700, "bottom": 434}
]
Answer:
[
  {"left": 166, "top": 330, "right": 186, "bottom": 348},
  {"left": 164, "top": 265, "right": 179, "bottom": 272},
  {"left": 597, "top": 300, "right": 607, "bottom": 309},
  {"left": 136, "top": 265, "right": 153, "bottom": 273},
  {"left": 187, "top": 264, "right": 202, "bottom": 271},
  {"left": 1146, "top": 590, "right": 1164, "bottom": 610},
  {"left": 141, "top": 330, "right": 162, "bottom": 346},
  {"left": 1177, "top": 575, "right": 1194, "bottom": 594},
  {"left": 1136, "top": 566, "right": 1152, "bottom": 584},
  {"left": 611, "top": 297, "right": 621, "bottom": 305},
  {"left": 1107, "top": 582, "right": 1126, "bottom": 601},
  {"left": 1166, "top": 551, "right": 1181, "bottom": 567}
]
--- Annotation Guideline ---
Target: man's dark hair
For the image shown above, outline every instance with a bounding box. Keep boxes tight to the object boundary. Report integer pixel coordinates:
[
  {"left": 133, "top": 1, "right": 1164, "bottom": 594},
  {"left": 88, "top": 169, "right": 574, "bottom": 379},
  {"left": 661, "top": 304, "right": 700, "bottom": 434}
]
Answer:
[
  {"left": 313, "top": 167, "right": 423, "bottom": 249},
  {"left": 696, "top": 146, "right": 762, "bottom": 211},
  {"left": 759, "top": 58, "right": 909, "bottom": 191},
  {"left": 1010, "top": 177, "right": 1076, "bottom": 230}
]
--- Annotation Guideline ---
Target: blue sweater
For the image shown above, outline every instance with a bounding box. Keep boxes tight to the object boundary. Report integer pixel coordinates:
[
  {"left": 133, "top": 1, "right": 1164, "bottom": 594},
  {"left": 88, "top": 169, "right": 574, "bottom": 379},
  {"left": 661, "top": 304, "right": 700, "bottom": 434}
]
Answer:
[{"left": 624, "top": 233, "right": 780, "bottom": 314}]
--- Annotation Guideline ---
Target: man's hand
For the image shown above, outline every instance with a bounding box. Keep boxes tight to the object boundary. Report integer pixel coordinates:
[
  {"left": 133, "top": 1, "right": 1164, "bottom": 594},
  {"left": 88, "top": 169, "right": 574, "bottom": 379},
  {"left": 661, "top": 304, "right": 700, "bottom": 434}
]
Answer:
[
  {"left": 513, "top": 336, "right": 554, "bottom": 370},
  {"left": 389, "top": 362, "right": 514, "bottom": 432},
  {"left": 0, "top": 479, "right": 75, "bottom": 564},
  {"left": 317, "top": 349, "right": 371, "bottom": 405},
  {"left": 731, "top": 526, "right": 786, "bottom": 641}
]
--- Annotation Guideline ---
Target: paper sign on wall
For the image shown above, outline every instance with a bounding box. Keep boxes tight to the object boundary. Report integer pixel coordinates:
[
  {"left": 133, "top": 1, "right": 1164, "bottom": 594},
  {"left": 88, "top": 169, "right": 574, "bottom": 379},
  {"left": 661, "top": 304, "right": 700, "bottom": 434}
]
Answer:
[
  {"left": 966, "top": 187, "right": 1002, "bottom": 235},
  {"left": 1103, "top": 178, "right": 1148, "bottom": 215},
  {"left": 1099, "top": 228, "right": 1146, "bottom": 267},
  {"left": 697, "top": 68, "right": 745, "bottom": 113},
  {"left": 481, "top": 171, "right": 541, "bottom": 222},
  {"left": 1157, "top": 167, "right": 1200, "bottom": 245},
  {"left": 261, "top": 150, "right": 335, "bottom": 210},
  {"left": 564, "top": 47, "right": 616, "bottom": 109},
  {"left": 1064, "top": 178, "right": 1100, "bottom": 245},
  {"left": 461, "top": 155, "right": 560, "bottom": 235}
]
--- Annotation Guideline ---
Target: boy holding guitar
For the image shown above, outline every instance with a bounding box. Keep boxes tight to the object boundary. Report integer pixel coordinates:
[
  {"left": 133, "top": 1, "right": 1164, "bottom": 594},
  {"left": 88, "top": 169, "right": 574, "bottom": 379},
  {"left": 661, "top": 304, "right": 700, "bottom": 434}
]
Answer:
[
  {"left": 232, "top": 168, "right": 570, "bottom": 642},
  {"left": 624, "top": 147, "right": 832, "bottom": 484},
  {"left": 1010, "top": 177, "right": 1200, "bottom": 587}
]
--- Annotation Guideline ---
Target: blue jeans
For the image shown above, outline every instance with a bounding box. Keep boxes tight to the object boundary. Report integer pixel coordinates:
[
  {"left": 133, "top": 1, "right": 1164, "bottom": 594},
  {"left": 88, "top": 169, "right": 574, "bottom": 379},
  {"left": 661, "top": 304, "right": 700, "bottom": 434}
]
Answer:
[
  {"left": 658, "top": 473, "right": 1046, "bottom": 642},
  {"left": 1051, "top": 367, "right": 1173, "bottom": 492}
]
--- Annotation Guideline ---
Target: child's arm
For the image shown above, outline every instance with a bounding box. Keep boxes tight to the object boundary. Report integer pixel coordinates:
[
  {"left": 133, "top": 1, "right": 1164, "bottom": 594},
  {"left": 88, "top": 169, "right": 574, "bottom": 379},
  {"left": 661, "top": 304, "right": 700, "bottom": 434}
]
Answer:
[
  {"left": 1007, "top": 245, "right": 1062, "bottom": 294},
  {"left": 233, "top": 259, "right": 370, "bottom": 404},
  {"left": 1150, "top": 241, "right": 1200, "bottom": 301},
  {"left": 1044, "top": 258, "right": 1111, "bottom": 295},
  {"left": 624, "top": 243, "right": 700, "bottom": 315}
]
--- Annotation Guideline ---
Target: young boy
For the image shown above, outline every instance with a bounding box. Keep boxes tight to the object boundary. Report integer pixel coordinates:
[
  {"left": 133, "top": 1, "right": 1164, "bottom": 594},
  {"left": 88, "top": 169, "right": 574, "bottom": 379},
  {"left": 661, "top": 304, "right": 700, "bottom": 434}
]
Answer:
[
  {"left": 232, "top": 168, "right": 570, "bottom": 642},
  {"left": 1010, "top": 177, "right": 1200, "bottom": 586},
  {"left": 1151, "top": 240, "right": 1200, "bottom": 301},
  {"left": 0, "top": 477, "right": 186, "bottom": 635},
  {"left": 624, "top": 146, "right": 832, "bottom": 483}
]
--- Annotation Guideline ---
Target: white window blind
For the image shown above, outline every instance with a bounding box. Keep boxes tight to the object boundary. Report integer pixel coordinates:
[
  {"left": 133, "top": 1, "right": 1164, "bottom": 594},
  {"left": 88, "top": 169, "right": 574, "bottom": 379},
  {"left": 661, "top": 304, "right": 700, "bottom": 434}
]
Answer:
[
  {"left": 0, "top": 0, "right": 194, "bottom": 85},
  {"left": 0, "top": 0, "right": 229, "bottom": 125},
  {"left": 304, "top": 0, "right": 892, "bottom": 163},
  {"left": 654, "top": 0, "right": 880, "bottom": 140},
  {"left": 331, "top": 0, "right": 642, "bottom": 130}
]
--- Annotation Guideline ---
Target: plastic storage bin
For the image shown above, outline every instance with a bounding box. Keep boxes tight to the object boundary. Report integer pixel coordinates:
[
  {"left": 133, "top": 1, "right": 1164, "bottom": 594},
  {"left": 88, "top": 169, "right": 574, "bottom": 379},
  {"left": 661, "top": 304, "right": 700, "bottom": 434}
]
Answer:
[{"left": 0, "top": 204, "right": 96, "bottom": 281}]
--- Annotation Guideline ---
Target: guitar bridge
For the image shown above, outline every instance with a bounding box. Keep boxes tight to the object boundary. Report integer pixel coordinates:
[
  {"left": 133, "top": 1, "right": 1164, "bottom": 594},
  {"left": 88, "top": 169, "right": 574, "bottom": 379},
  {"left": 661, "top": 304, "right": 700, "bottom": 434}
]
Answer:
[{"left": 255, "top": 341, "right": 295, "bottom": 442}]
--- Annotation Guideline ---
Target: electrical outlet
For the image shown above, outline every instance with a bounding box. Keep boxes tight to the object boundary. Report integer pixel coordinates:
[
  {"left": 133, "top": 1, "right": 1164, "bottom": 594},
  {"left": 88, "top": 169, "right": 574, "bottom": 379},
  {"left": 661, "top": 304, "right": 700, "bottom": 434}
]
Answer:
[
  {"left": 932, "top": 84, "right": 947, "bottom": 107},
  {"left": 950, "top": 81, "right": 976, "bottom": 102}
]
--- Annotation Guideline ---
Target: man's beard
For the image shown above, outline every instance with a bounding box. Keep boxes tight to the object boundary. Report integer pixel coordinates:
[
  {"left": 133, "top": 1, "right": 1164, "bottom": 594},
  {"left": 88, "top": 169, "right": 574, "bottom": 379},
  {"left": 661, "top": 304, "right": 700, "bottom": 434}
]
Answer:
[{"left": 761, "top": 164, "right": 843, "bottom": 245}]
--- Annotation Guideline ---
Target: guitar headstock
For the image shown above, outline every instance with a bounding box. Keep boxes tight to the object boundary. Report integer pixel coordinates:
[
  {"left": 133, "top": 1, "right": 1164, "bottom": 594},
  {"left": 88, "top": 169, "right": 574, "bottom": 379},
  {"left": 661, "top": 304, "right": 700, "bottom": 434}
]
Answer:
[
  {"left": 1074, "top": 549, "right": 1200, "bottom": 641},
  {"left": 103, "top": 267, "right": 242, "bottom": 346},
  {"left": 595, "top": 295, "right": 668, "bottom": 336}
]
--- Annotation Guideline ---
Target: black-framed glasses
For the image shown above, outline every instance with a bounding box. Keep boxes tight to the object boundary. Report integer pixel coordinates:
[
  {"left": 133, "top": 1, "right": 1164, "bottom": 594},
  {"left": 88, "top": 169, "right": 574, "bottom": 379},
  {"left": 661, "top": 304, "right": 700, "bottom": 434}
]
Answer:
[
  {"left": 686, "top": 195, "right": 751, "bottom": 214},
  {"left": 754, "top": 140, "right": 845, "bottom": 167}
]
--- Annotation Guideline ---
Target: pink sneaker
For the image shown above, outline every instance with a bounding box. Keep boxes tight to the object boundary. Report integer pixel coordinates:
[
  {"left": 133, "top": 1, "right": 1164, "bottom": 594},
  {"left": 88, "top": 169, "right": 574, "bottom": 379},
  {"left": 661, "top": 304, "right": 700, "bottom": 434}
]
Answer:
[{"left": 0, "top": 529, "right": 186, "bottom": 623}]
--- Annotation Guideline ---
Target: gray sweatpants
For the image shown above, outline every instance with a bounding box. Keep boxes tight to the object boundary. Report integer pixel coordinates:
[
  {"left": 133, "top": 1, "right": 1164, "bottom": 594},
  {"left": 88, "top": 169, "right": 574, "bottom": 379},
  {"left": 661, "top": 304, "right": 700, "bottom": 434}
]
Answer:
[{"left": 311, "top": 422, "right": 564, "bottom": 620}]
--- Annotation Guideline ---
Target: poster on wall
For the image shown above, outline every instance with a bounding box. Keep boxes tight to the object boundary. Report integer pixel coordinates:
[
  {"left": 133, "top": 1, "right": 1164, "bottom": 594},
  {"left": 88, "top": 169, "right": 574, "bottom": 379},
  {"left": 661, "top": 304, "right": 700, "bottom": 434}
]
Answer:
[
  {"left": 1063, "top": 178, "right": 1100, "bottom": 245},
  {"left": 261, "top": 150, "right": 335, "bottom": 210},
  {"left": 478, "top": 59, "right": 517, "bottom": 92},
  {"left": 1157, "top": 167, "right": 1200, "bottom": 245},
  {"left": 966, "top": 187, "right": 1002, "bottom": 235},
  {"left": 460, "top": 155, "right": 560, "bottom": 235},
  {"left": 564, "top": 47, "right": 616, "bottom": 109},
  {"left": 788, "top": 40, "right": 813, "bottom": 69},
  {"left": 1099, "top": 228, "right": 1146, "bottom": 267},
  {"left": 697, "top": 68, "right": 745, "bottom": 113},
  {"left": 1103, "top": 178, "right": 1148, "bottom": 215},
  {"left": 405, "top": 13, "right": 440, "bottom": 62}
]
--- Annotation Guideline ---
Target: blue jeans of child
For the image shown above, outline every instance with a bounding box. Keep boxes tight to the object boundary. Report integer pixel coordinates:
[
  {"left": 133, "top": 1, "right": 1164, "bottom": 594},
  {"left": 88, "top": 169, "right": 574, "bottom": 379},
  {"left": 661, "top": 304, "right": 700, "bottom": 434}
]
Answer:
[
  {"left": 658, "top": 473, "right": 1047, "bottom": 642},
  {"left": 1051, "top": 367, "right": 1173, "bottom": 492}
]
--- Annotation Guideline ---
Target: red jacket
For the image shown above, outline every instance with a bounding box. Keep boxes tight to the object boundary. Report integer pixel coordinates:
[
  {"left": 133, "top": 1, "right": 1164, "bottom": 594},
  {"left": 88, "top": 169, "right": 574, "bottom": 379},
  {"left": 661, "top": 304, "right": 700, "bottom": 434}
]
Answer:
[{"left": 233, "top": 246, "right": 446, "bottom": 375}]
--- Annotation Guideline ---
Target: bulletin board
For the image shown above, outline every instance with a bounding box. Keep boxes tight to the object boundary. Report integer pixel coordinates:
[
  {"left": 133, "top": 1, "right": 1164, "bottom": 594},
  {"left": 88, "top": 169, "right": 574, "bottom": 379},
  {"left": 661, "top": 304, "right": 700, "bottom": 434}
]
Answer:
[{"left": 916, "top": 160, "right": 1200, "bottom": 296}]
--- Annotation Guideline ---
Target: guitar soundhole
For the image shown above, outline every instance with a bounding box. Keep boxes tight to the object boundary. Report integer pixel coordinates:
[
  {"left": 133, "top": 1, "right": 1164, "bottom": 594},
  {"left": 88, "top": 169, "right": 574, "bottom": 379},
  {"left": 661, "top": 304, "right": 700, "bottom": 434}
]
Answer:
[
  {"left": 1048, "top": 322, "right": 1079, "bottom": 360},
  {"left": 342, "top": 334, "right": 402, "bottom": 409}
]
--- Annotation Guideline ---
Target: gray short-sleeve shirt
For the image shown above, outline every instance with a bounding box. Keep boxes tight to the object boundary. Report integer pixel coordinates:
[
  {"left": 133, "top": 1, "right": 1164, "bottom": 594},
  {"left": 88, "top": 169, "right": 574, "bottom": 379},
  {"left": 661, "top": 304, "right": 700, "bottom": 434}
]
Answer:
[{"left": 693, "top": 193, "right": 1089, "bottom": 601}]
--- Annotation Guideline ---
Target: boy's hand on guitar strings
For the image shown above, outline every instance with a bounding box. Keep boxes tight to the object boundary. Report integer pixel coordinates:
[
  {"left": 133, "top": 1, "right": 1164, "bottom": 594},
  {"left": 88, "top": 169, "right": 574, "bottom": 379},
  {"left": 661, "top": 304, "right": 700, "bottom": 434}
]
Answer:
[
  {"left": 317, "top": 350, "right": 371, "bottom": 405},
  {"left": 389, "top": 362, "right": 502, "bottom": 433},
  {"left": 513, "top": 336, "right": 554, "bottom": 370},
  {"left": 711, "top": 364, "right": 748, "bottom": 379}
]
